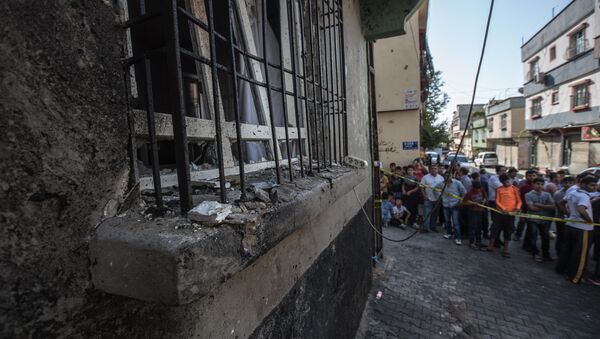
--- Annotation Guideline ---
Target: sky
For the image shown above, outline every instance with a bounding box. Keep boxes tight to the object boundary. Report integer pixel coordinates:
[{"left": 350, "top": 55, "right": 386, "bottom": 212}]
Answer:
[{"left": 427, "top": 0, "right": 573, "bottom": 123}]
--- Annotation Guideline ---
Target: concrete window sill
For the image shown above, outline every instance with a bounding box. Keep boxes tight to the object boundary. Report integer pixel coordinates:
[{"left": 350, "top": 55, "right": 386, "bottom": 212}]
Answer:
[{"left": 89, "top": 167, "right": 367, "bottom": 305}]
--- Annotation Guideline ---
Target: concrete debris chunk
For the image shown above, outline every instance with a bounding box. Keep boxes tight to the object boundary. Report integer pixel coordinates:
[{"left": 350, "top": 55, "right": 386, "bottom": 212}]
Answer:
[
  {"left": 244, "top": 201, "right": 266, "bottom": 210},
  {"left": 253, "top": 187, "right": 271, "bottom": 203},
  {"left": 188, "top": 201, "right": 232, "bottom": 226},
  {"left": 223, "top": 213, "right": 261, "bottom": 227},
  {"left": 191, "top": 179, "right": 231, "bottom": 189},
  {"left": 249, "top": 180, "right": 277, "bottom": 190}
]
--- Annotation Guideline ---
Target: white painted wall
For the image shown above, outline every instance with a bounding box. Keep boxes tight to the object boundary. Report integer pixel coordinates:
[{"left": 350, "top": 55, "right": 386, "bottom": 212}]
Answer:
[
  {"left": 525, "top": 72, "right": 600, "bottom": 120},
  {"left": 523, "top": 15, "right": 596, "bottom": 79}
]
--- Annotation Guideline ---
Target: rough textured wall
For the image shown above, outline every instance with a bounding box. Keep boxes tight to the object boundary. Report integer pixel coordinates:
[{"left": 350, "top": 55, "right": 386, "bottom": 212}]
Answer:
[
  {"left": 0, "top": 1, "right": 129, "bottom": 336},
  {"left": 249, "top": 203, "right": 373, "bottom": 339}
]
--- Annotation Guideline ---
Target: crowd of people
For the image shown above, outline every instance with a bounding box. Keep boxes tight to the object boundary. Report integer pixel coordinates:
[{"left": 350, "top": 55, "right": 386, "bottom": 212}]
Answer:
[{"left": 380, "top": 159, "right": 600, "bottom": 285}]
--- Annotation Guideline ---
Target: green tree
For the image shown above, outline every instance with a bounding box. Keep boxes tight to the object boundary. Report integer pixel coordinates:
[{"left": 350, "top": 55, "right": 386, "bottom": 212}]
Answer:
[{"left": 421, "top": 59, "right": 450, "bottom": 149}]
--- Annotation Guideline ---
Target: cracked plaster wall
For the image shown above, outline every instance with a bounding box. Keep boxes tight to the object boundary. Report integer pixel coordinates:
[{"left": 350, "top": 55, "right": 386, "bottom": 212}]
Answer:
[{"left": 0, "top": 0, "right": 372, "bottom": 337}]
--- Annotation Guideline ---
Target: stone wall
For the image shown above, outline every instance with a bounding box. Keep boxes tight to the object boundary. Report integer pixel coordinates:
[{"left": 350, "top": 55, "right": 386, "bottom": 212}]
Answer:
[
  {"left": 0, "top": 1, "right": 129, "bottom": 336},
  {"left": 0, "top": 0, "right": 373, "bottom": 337}
]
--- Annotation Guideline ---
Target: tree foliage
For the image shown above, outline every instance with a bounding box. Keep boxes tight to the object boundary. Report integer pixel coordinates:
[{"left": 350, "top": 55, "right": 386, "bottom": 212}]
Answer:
[{"left": 421, "top": 59, "right": 450, "bottom": 149}]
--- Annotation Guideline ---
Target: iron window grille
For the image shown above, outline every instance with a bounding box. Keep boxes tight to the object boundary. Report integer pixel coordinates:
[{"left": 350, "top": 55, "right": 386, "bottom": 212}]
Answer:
[
  {"left": 571, "top": 83, "right": 590, "bottom": 110},
  {"left": 566, "top": 29, "right": 588, "bottom": 59},
  {"left": 119, "top": 0, "right": 348, "bottom": 214}
]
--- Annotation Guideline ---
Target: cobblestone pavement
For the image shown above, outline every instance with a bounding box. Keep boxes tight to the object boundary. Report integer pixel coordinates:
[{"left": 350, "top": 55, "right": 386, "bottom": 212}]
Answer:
[{"left": 361, "top": 226, "right": 600, "bottom": 339}]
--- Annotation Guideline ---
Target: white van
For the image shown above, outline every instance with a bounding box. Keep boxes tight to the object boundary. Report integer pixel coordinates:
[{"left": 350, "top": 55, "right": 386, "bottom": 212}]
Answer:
[{"left": 475, "top": 152, "right": 498, "bottom": 167}]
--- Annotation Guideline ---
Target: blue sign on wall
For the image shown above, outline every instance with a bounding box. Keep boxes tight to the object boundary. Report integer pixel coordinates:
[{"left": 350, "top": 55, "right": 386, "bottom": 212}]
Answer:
[{"left": 402, "top": 141, "right": 418, "bottom": 150}]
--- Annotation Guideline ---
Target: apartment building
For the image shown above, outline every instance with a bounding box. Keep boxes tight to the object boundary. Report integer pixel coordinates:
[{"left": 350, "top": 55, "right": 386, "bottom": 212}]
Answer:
[
  {"left": 2, "top": 0, "right": 427, "bottom": 336},
  {"left": 451, "top": 104, "right": 485, "bottom": 158},
  {"left": 521, "top": 0, "right": 600, "bottom": 172},
  {"left": 374, "top": 0, "right": 429, "bottom": 167},
  {"left": 485, "top": 97, "right": 530, "bottom": 169}
]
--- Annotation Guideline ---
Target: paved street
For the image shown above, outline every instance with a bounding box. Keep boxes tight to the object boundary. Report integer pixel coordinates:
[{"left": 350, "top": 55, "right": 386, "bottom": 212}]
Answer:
[{"left": 361, "top": 226, "right": 600, "bottom": 339}]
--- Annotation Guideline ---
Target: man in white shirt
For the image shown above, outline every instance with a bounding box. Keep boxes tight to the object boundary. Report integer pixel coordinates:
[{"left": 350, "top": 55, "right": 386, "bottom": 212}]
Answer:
[
  {"left": 555, "top": 176, "right": 598, "bottom": 284},
  {"left": 420, "top": 164, "right": 444, "bottom": 232}
]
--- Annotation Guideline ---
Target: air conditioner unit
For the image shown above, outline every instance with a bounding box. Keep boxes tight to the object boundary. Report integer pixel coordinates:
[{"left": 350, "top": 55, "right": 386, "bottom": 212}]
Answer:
[{"left": 535, "top": 72, "right": 545, "bottom": 84}]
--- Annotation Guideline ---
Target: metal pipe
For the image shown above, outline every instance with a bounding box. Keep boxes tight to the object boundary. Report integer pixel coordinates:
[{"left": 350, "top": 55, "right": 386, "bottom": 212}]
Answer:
[
  {"left": 277, "top": 1, "right": 294, "bottom": 181},
  {"left": 307, "top": 0, "right": 320, "bottom": 171},
  {"left": 262, "top": 0, "right": 282, "bottom": 184},
  {"left": 206, "top": 0, "right": 228, "bottom": 202},
  {"left": 297, "top": 0, "right": 313, "bottom": 175},
  {"left": 165, "top": 0, "right": 193, "bottom": 213},
  {"left": 287, "top": 0, "right": 304, "bottom": 177},
  {"left": 332, "top": 0, "right": 342, "bottom": 163},
  {"left": 143, "top": 57, "right": 164, "bottom": 208},
  {"left": 227, "top": 0, "right": 247, "bottom": 200},
  {"left": 314, "top": 0, "right": 327, "bottom": 167},
  {"left": 338, "top": 0, "right": 348, "bottom": 157},
  {"left": 326, "top": 0, "right": 336, "bottom": 164}
]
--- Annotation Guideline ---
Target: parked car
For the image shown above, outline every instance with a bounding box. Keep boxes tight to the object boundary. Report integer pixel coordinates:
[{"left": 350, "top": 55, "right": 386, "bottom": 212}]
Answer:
[
  {"left": 443, "top": 155, "right": 475, "bottom": 169},
  {"left": 425, "top": 151, "right": 441, "bottom": 165},
  {"left": 474, "top": 152, "right": 498, "bottom": 167},
  {"left": 581, "top": 167, "right": 600, "bottom": 180}
]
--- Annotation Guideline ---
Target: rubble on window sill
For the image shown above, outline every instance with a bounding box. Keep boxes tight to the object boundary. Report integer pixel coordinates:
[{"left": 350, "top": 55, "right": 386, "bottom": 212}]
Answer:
[{"left": 89, "top": 165, "right": 366, "bottom": 305}]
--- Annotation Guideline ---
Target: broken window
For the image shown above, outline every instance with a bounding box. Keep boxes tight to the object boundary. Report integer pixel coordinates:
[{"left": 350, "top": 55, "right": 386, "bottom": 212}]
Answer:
[{"left": 121, "top": 0, "right": 347, "bottom": 212}]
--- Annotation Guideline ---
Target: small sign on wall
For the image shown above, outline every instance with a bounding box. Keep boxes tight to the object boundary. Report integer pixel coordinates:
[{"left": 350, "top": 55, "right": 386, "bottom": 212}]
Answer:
[
  {"left": 402, "top": 141, "right": 419, "bottom": 150},
  {"left": 404, "top": 89, "right": 418, "bottom": 109}
]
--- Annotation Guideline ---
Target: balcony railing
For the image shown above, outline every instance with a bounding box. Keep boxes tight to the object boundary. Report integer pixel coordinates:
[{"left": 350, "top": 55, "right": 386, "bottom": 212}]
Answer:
[{"left": 565, "top": 39, "right": 589, "bottom": 59}]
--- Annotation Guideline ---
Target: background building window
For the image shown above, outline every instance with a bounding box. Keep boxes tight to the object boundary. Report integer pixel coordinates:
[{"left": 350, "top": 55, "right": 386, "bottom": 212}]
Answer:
[
  {"left": 500, "top": 114, "right": 507, "bottom": 131},
  {"left": 549, "top": 46, "right": 556, "bottom": 61},
  {"left": 531, "top": 98, "right": 542, "bottom": 119},
  {"left": 567, "top": 29, "right": 587, "bottom": 58},
  {"left": 551, "top": 89, "right": 559, "bottom": 105},
  {"left": 487, "top": 117, "right": 493, "bottom": 132},
  {"left": 571, "top": 83, "right": 590, "bottom": 110},
  {"left": 528, "top": 59, "right": 539, "bottom": 81}
]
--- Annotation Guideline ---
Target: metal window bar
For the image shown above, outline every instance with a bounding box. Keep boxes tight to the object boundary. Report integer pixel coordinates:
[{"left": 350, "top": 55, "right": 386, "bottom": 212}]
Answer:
[
  {"left": 315, "top": 0, "right": 328, "bottom": 168},
  {"left": 326, "top": 0, "right": 337, "bottom": 164},
  {"left": 122, "top": 0, "right": 346, "bottom": 214},
  {"left": 296, "top": 0, "right": 313, "bottom": 175},
  {"left": 287, "top": 0, "right": 305, "bottom": 177},
  {"left": 306, "top": 0, "right": 320, "bottom": 171},
  {"left": 277, "top": 1, "right": 294, "bottom": 181}
]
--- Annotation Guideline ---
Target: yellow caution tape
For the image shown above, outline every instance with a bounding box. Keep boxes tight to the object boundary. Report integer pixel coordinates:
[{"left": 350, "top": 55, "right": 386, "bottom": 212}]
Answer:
[{"left": 380, "top": 169, "right": 600, "bottom": 227}]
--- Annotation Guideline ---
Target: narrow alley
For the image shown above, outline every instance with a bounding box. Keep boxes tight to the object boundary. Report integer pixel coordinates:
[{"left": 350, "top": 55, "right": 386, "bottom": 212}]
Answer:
[{"left": 361, "top": 227, "right": 600, "bottom": 339}]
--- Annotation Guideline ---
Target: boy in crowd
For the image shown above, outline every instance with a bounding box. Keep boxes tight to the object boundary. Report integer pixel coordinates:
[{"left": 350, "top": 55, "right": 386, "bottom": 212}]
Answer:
[
  {"left": 402, "top": 165, "right": 420, "bottom": 228},
  {"left": 464, "top": 177, "right": 487, "bottom": 249},
  {"left": 525, "top": 177, "right": 555, "bottom": 262},
  {"left": 381, "top": 192, "right": 394, "bottom": 227},
  {"left": 477, "top": 170, "right": 490, "bottom": 239},
  {"left": 488, "top": 166, "right": 507, "bottom": 242},
  {"left": 380, "top": 169, "right": 389, "bottom": 194},
  {"left": 439, "top": 172, "right": 466, "bottom": 245},
  {"left": 556, "top": 176, "right": 598, "bottom": 284},
  {"left": 508, "top": 167, "right": 520, "bottom": 186},
  {"left": 554, "top": 176, "right": 576, "bottom": 257},
  {"left": 389, "top": 167, "right": 404, "bottom": 199},
  {"left": 545, "top": 172, "right": 560, "bottom": 196},
  {"left": 420, "top": 164, "right": 444, "bottom": 233},
  {"left": 487, "top": 174, "right": 521, "bottom": 258},
  {"left": 391, "top": 197, "right": 410, "bottom": 229},
  {"left": 514, "top": 169, "right": 537, "bottom": 244}
]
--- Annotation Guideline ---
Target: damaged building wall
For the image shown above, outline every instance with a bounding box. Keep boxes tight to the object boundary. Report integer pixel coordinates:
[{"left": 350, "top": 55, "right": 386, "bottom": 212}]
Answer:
[
  {"left": 1, "top": 0, "right": 373, "bottom": 337},
  {"left": 0, "top": 1, "right": 130, "bottom": 337}
]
